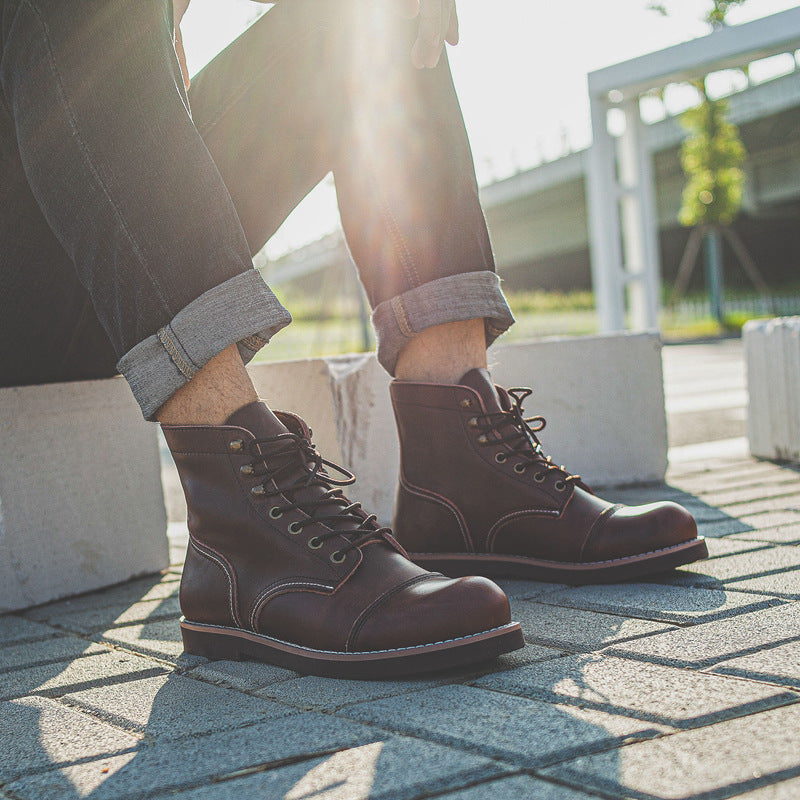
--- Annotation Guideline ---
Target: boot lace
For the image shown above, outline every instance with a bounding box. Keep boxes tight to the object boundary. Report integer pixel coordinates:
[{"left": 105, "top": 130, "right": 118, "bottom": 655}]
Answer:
[
  {"left": 245, "top": 432, "right": 393, "bottom": 559},
  {"left": 473, "top": 387, "right": 581, "bottom": 490}
]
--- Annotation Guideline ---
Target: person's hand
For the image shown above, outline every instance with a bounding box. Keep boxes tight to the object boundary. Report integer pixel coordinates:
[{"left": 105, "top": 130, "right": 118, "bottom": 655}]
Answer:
[
  {"left": 397, "top": 0, "right": 459, "bottom": 69},
  {"left": 173, "top": 0, "right": 192, "bottom": 90}
]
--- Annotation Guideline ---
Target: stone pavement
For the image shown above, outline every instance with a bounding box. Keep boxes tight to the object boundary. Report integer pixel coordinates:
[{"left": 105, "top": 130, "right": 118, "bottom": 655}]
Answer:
[{"left": 3, "top": 339, "right": 800, "bottom": 800}]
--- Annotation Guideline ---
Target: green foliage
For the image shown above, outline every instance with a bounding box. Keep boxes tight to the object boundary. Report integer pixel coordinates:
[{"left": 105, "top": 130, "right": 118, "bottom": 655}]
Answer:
[
  {"left": 678, "top": 92, "right": 747, "bottom": 227},
  {"left": 706, "top": 0, "right": 748, "bottom": 27}
]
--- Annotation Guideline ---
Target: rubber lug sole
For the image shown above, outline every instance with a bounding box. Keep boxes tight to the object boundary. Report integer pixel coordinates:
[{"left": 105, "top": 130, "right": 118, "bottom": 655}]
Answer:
[
  {"left": 408, "top": 537, "right": 709, "bottom": 585},
  {"left": 181, "top": 619, "right": 525, "bottom": 679}
]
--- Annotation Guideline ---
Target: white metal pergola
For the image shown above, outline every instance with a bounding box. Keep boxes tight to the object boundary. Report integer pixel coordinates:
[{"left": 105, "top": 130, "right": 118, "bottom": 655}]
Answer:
[{"left": 586, "top": 6, "right": 800, "bottom": 333}]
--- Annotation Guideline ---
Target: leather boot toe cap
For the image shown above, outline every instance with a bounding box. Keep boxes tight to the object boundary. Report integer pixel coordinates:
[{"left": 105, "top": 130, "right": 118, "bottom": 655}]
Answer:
[
  {"left": 349, "top": 574, "right": 512, "bottom": 654},
  {"left": 581, "top": 501, "right": 698, "bottom": 563}
]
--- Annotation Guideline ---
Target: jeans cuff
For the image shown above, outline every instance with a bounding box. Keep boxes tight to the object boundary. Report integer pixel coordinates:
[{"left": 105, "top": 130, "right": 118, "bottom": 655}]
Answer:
[
  {"left": 372, "top": 271, "right": 515, "bottom": 375},
  {"left": 117, "top": 270, "right": 292, "bottom": 420}
]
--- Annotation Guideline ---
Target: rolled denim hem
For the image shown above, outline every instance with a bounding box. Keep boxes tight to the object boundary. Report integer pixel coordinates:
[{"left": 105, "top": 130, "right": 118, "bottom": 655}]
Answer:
[
  {"left": 372, "top": 271, "right": 515, "bottom": 376},
  {"left": 117, "top": 270, "right": 292, "bottom": 420}
]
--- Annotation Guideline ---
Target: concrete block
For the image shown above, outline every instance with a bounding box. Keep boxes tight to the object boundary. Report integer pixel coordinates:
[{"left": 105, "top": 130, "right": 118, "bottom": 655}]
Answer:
[
  {"left": 544, "top": 703, "right": 800, "bottom": 800},
  {"left": 0, "top": 377, "right": 169, "bottom": 612},
  {"left": 711, "top": 640, "right": 800, "bottom": 689},
  {"left": 187, "top": 659, "right": 299, "bottom": 692},
  {"left": 608, "top": 602, "right": 800, "bottom": 667},
  {"left": 97, "top": 619, "right": 199, "bottom": 665},
  {"left": 6, "top": 713, "right": 381, "bottom": 800},
  {"left": 472, "top": 654, "right": 794, "bottom": 728},
  {"left": 64, "top": 673, "right": 294, "bottom": 739},
  {"left": 539, "top": 583, "right": 783, "bottom": 625},
  {"left": 0, "top": 636, "right": 106, "bottom": 672},
  {"left": 0, "top": 616, "right": 58, "bottom": 645},
  {"left": 745, "top": 316, "right": 800, "bottom": 461},
  {"left": 341, "top": 684, "right": 665, "bottom": 769},
  {"left": 249, "top": 332, "right": 668, "bottom": 523}
]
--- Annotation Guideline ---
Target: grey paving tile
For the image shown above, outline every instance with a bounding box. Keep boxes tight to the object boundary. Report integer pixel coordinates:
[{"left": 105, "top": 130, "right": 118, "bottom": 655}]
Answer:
[
  {"left": 727, "top": 526, "right": 800, "bottom": 545},
  {"left": 733, "top": 777, "right": 800, "bottom": 799},
  {"left": 436, "top": 775, "right": 597, "bottom": 800},
  {"left": 738, "top": 510, "right": 800, "bottom": 530},
  {"left": 703, "top": 538, "right": 772, "bottom": 558},
  {"left": 151, "top": 737, "right": 510, "bottom": 800},
  {"left": 257, "top": 674, "right": 441, "bottom": 712},
  {"left": 6, "top": 713, "right": 382, "bottom": 800},
  {"left": 697, "top": 517, "right": 757, "bottom": 537},
  {"left": 717, "top": 493, "right": 800, "bottom": 518},
  {"left": 487, "top": 642, "right": 566, "bottom": 672},
  {"left": 0, "top": 636, "right": 107, "bottom": 672},
  {"left": 510, "top": 600, "right": 675, "bottom": 652},
  {"left": 697, "top": 480, "right": 800, "bottom": 508},
  {"left": 539, "top": 583, "right": 784, "bottom": 625},
  {"left": 96, "top": 619, "right": 203, "bottom": 666},
  {"left": 64, "top": 673, "right": 294, "bottom": 739},
  {"left": 187, "top": 659, "right": 299, "bottom": 692},
  {"left": 0, "top": 616, "right": 58, "bottom": 645},
  {"left": 494, "top": 579, "right": 569, "bottom": 601},
  {"left": 1, "top": 650, "right": 168, "bottom": 701},
  {"left": 473, "top": 653, "right": 795, "bottom": 728},
  {"left": 543, "top": 702, "right": 800, "bottom": 800},
  {"left": 0, "top": 696, "right": 138, "bottom": 783},
  {"left": 608, "top": 602, "right": 800, "bottom": 668},
  {"left": 711, "top": 640, "right": 800, "bottom": 689},
  {"left": 341, "top": 684, "right": 665, "bottom": 768},
  {"left": 45, "top": 596, "right": 182, "bottom": 636}
]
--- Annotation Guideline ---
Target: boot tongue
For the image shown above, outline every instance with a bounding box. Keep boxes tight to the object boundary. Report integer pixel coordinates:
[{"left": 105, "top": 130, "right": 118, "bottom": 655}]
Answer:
[
  {"left": 225, "top": 401, "right": 288, "bottom": 438},
  {"left": 458, "top": 368, "right": 503, "bottom": 413}
]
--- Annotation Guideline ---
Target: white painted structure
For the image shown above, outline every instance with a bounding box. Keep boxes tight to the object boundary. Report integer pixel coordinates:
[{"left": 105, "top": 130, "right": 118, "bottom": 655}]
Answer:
[{"left": 587, "top": 7, "right": 800, "bottom": 333}]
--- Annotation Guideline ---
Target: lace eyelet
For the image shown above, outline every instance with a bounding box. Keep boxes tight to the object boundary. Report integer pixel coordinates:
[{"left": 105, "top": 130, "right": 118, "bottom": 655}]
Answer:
[
  {"left": 229, "top": 439, "right": 244, "bottom": 452},
  {"left": 554, "top": 480, "right": 567, "bottom": 491},
  {"left": 268, "top": 505, "right": 283, "bottom": 518},
  {"left": 330, "top": 550, "right": 346, "bottom": 563},
  {"left": 288, "top": 521, "right": 302, "bottom": 534},
  {"left": 251, "top": 485, "right": 266, "bottom": 497},
  {"left": 460, "top": 398, "right": 471, "bottom": 408},
  {"left": 533, "top": 472, "right": 546, "bottom": 483},
  {"left": 239, "top": 463, "right": 254, "bottom": 476},
  {"left": 494, "top": 452, "right": 507, "bottom": 464},
  {"left": 468, "top": 417, "right": 479, "bottom": 428},
  {"left": 477, "top": 434, "right": 488, "bottom": 445},
  {"left": 514, "top": 463, "right": 526, "bottom": 474},
  {"left": 308, "top": 537, "right": 324, "bottom": 550}
]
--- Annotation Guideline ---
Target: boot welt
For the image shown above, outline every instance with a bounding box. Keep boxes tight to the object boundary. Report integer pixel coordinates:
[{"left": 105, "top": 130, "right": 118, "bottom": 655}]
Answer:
[
  {"left": 408, "top": 538, "right": 709, "bottom": 585},
  {"left": 180, "top": 619, "right": 524, "bottom": 679}
]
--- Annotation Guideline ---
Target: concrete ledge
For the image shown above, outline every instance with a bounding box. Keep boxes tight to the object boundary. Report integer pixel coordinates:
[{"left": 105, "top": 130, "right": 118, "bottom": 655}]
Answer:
[
  {"left": 0, "top": 377, "right": 169, "bottom": 612},
  {"left": 249, "top": 332, "right": 668, "bottom": 524},
  {"left": 744, "top": 317, "right": 800, "bottom": 461}
]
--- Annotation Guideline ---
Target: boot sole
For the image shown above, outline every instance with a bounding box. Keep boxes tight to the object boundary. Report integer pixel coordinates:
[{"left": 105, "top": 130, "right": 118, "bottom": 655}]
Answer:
[
  {"left": 408, "top": 537, "right": 709, "bottom": 584},
  {"left": 180, "top": 619, "right": 524, "bottom": 679}
]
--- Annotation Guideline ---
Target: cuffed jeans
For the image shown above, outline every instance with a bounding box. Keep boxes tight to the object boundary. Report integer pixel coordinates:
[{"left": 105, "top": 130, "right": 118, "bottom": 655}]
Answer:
[{"left": 0, "top": 0, "right": 514, "bottom": 420}]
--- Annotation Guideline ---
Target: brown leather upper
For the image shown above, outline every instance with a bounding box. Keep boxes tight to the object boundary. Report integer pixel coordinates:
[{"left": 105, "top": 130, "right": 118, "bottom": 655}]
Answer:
[
  {"left": 391, "top": 369, "right": 697, "bottom": 564},
  {"left": 163, "top": 401, "right": 511, "bottom": 653}
]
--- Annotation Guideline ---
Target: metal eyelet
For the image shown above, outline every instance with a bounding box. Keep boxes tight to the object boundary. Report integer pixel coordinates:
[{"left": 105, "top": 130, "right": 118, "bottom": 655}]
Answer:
[
  {"left": 229, "top": 439, "right": 244, "bottom": 452},
  {"left": 534, "top": 472, "right": 546, "bottom": 483},
  {"left": 251, "top": 484, "right": 266, "bottom": 497},
  {"left": 514, "top": 463, "right": 526, "bottom": 474},
  {"left": 330, "top": 550, "right": 346, "bottom": 563},
  {"left": 468, "top": 417, "right": 479, "bottom": 428},
  {"left": 555, "top": 480, "right": 567, "bottom": 492},
  {"left": 460, "top": 398, "right": 471, "bottom": 408},
  {"left": 239, "top": 463, "right": 254, "bottom": 476},
  {"left": 494, "top": 452, "right": 507, "bottom": 464},
  {"left": 288, "top": 521, "right": 302, "bottom": 534},
  {"left": 477, "top": 434, "right": 488, "bottom": 444},
  {"left": 268, "top": 505, "right": 283, "bottom": 518},
  {"left": 308, "top": 537, "right": 324, "bottom": 550}
]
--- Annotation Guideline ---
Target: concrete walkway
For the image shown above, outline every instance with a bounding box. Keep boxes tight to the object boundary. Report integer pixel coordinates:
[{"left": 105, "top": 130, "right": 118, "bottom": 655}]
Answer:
[{"left": 3, "top": 339, "right": 800, "bottom": 800}]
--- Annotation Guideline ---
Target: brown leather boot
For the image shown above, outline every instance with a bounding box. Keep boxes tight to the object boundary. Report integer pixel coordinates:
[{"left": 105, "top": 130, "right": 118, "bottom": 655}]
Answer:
[
  {"left": 162, "top": 401, "right": 522, "bottom": 678},
  {"left": 390, "top": 368, "right": 708, "bottom": 584}
]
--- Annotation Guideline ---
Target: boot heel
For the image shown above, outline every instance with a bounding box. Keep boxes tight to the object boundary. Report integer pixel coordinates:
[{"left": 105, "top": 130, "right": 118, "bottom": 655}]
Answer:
[{"left": 181, "top": 620, "right": 243, "bottom": 661}]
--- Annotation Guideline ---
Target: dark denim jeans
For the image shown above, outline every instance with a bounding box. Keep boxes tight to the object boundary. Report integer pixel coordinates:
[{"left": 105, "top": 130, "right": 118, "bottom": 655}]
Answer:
[{"left": 0, "top": 0, "right": 513, "bottom": 419}]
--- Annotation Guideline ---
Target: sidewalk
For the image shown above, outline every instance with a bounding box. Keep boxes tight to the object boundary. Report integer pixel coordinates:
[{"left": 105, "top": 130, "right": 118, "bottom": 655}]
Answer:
[{"left": 2, "top": 339, "right": 799, "bottom": 800}]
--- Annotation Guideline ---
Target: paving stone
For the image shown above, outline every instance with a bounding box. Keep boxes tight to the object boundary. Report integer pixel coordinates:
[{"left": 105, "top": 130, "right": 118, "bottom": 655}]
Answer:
[
  {"left": 608, "top": 602, "right": 800, "bottom": 668},
  {"left": 494, "top": 579, "right": 569, "bottom": 601},
  {"left": 727, "top": 526, "right": 800, "bottom": 545},
  {"left": 0, "top": 636, "right": 106, "bottom": 672},
  {"left": 473, "top": 654, "right": 794, "bottom": 728},
  {"left": 701, "top": 481, "right": 800, "bottom": 508},
  {"left": 435, "top": 775, "right": 597, "bottom": 800},
  {"left": 543, "top": 702, "right": 800, "bottom": 800},
  {"left": 187, "top": 659, "right": 299, "bottom": 692},
  {"left": 738, "top": 510, "right": 800, "bottom": 530},
  {"left": 487, "top": 642, "right": 566, "bottom": 672},
  {"left": 703, "top": 538, "right": 772, "bottom": 558},
  {"left": 0, "top": 616, "right": 58, "bottom": 645},
  {"left": 509, "top": 600, "right": 674, "bottom": 652},
  {"left": 341, "top": 684, "right": 665, "bottom": 768},
  {"left": 258, "top": 674, "right": 442, "bottom": 712},
  {"left": 711, "top": 640, "right": 800, "bottom": 689},
  {"left": 697, "top": 517, "right": 757, "bottom": 537},
  {"left": 1, "top": 650, "right": 169, "bottom": 701},
  {"left": 540, "top": 583, "right": 783, "bottom": 625},
  {"left": 716, "top": 492, "right": 800, "bottom": 518},
  {"left": 64, "top": 673, "right": 295, "bottom": 739},
  {"left": 733, "top": 777, "right": 800, "bottom": 799},
  {"left": 43, "top": 596, "right": 182, "bottom": 636},
  {"left": 150, "top": 737, "right": 510, "bottom": 800},
  {"left": 97, "top": 619, "right": 201, "bottom": 665},
  {"left": 0, "top": 696, "right": 139, "bottom": 782},
  {"left": 6, "top": 713, "right": 382, "bottom": 800}
]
